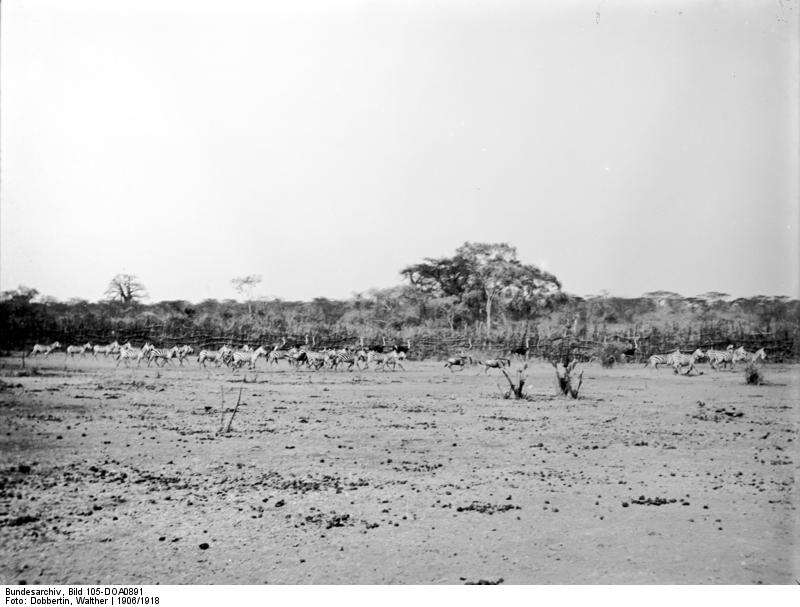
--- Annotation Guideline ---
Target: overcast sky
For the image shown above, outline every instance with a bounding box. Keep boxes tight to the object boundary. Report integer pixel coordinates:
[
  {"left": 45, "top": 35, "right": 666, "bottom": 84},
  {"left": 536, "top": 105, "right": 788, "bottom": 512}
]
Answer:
[{"left": 1, "top": 0, "right": 798, "bottom": 303}]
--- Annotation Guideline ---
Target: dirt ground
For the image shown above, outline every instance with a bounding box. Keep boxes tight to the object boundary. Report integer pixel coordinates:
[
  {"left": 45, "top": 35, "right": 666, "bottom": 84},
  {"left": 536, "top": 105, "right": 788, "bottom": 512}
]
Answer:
[{"left": 0, "top": 354, "right": 796, "bottom": 584}]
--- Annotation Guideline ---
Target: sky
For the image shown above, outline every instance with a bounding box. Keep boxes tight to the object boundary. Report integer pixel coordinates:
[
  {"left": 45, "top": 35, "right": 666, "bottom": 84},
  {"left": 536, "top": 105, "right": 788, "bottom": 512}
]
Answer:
[{"left": 1, "top": 0, "right": 798, "bottom": 303}]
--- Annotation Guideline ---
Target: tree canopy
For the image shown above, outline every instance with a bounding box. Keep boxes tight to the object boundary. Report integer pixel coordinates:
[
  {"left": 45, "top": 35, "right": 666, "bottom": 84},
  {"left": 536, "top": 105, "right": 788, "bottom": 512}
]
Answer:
[
  {"left": 105, "top": 274, "right": 147, "bottom": 304},
  {"left": 401, "top": 242, "right": 562, "bottom": 332}
]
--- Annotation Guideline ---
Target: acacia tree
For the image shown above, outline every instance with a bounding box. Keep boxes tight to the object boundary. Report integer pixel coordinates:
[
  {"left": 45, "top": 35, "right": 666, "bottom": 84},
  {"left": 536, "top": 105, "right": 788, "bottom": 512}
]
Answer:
[
  {"left": 231, "top": 275, "right": 262, "bottom": 315},
  {"left": 402, "top": 242, "right": 561, "bottom": 333},
  {"left": 105, "top": 274, "right": 147, "bottom": 304}
]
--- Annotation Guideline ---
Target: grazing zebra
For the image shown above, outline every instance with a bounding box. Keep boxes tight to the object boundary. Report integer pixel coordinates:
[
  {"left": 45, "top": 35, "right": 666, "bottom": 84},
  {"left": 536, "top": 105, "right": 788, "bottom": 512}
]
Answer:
[
  {"left": 481, "top": 358, "right": 511, "bottom": 374},
  {"left": 706, "top": 345, "right": 735, "bottom": 370},
  {"left": 672, "top": 348, "right": 705, "bottom": 375},
  {"left": 147, "top": 346, "right": 180, "bottom": 367},
  {"left": 197, "top": 346, "right": 232, "bottom": 368},
  {"left": 444, "top": 356, "right": 469, "bottom": 372},
  {"left": 733, "top": 346, "right": 767, "bottom": 365},
  {"left": 65, "top": 342, "right": 92, "bottom": 357},
  {"left": 644, "top": 349, "right": 680, "bottom": 370},
  {"left": 30, "top": 341, "right": 62, "bottom": 357}
]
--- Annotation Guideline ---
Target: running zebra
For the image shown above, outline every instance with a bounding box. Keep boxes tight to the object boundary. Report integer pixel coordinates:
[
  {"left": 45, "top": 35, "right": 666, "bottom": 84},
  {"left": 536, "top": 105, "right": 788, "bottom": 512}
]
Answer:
[
  {"left": 116, "top": 343, "right": 150, "bottom": 368},
  {"left": 304, "top": 350, "right": 328, "bottom": 371},
  {"left": 147, "top": 346, "right": 180, "bottom": 367},
  {"left": 30, "top": 341, "right": 62, "bottom": 357},
  {"left": 444, "top": 355, "right": 469, "bottom": 372},
  {"left": 706, "top": 345, "right": 735, "bottom": 370},
  {"left": 65, "top": 342, "right": 92, "bottom": 358},
  {"left": 733, "top": 346, "right": 767, "bottom": 365},
  {"left": 176, "top": 345, "right": 194, "bottom": 365},
  {"left": 197, "top": 346, "right": 233, "bottom": 368},
  {"left": 644, "top": 349, "right": 680, "bottom": 370},
  {"left": 268, "top": 348, "right": 296, "bottom": 366},
  {"left": 93, "top": 341, "right": 120, "bottom": 357},
  {"left": 329, "top": 349, "right": 357, "bottom": 371},
  {"left": 672, "top": 348, "right": 705, "bottom": 375},
  {"left": 481, "top": 358, "right": 511, "bottom": 374},
  {"left": 229, "top": 346, "right": 268, "bottom": 370}
]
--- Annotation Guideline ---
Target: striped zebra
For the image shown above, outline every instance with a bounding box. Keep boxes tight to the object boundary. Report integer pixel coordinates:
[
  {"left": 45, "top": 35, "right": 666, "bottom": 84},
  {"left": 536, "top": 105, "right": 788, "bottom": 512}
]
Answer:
[
  {"left": 93, "top": 341, "right": 120, "bottom": 357},
  {"left": 672, "top": 348, "right": 705, "bottom": 375},
  {"left": 265, "top": 338, "right": 289, "bottom": 366},
  {"left": 30, "top": 341, "right": 62, "bottom": 357},
  {"left": 481, "top": 358, "right": 511, "bottom": 374},
  {"left": 733, "top": 347, "right": 767, "bottom": 365},
  {"left": 644, "top": 349, "right": 680, "bottom": 369},
  {"left": 706, "top": 345, "right": 735, "bottom": 370},
  {"left": 116, "top": 343, "right": 149, "bottom": 368},
  {"left": 175, "top": 345, "right": 194, "bottom": 365},
  {"left": 197, "top": 346, "right": 233, "bottom": 368},
  {"left": 65, "top": 342, "right": 92, "bottom": 358},
  {"left": 147, "top": 346, "right": 180, "bottom": 367},
  {"left": 268, "top": 348, "right": 296, "bottom": 366},
  {"left": 229, "top": 346, "right": 268, "bottom": 370},
  {"left": 304, "top": 350, "right": 327, "bottom": 371},
  {"left": 328, "top": 348, "right": 357, "bottom": 371},
  {"left": 367, "top": 350, "right": 405, "bottom": 371}
]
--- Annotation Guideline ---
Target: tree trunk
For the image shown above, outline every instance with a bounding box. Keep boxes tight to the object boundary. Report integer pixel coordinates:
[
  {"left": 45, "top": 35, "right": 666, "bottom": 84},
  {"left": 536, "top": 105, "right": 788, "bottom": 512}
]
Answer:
[{"left": 485, "top": 292, "right": 493, "bottom": 334}]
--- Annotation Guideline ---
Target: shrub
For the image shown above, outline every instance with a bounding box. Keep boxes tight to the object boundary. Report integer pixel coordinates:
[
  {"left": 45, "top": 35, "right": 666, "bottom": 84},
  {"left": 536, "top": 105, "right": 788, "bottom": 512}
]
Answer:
[
  {"left": 744, "top": 362, "right": 763, "bottom": 385},
  {"left": 597, "top": 342, "right": 624, "bottom": 367}
]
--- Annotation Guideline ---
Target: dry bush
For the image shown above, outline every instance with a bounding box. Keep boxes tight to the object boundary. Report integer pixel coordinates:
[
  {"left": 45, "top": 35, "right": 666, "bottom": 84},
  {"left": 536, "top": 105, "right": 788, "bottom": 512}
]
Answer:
[
  {"left": 499, "top": 364, "right": 529, "bottom": 399},
  {"left": 597, "top": 343, "right": 624, "bottom": 368},
  {"left": 552, "top": 360, "right": 584, "bottom": 398},
  {"left": 744, "top": 362, "right": 764, "bottom": 385}
]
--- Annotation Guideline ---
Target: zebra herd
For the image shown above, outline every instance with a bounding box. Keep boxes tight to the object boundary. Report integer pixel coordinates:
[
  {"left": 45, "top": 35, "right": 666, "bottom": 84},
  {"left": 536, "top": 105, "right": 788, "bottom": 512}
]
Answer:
[
  {"left": 645, "top": 345, "right": 767, "bottom": 375},
  {"left": 28, "top": 339, "right": 409, "bottom": 372},
  {"left": 27, "top": 339, "right": 769, "bottom": 377}
]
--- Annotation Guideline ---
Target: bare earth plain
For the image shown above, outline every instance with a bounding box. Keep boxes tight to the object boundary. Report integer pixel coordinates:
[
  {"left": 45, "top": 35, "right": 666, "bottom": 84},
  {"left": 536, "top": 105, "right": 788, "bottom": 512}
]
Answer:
[{"left": 0, "top": 355, "right": 797, "bottom": 584}]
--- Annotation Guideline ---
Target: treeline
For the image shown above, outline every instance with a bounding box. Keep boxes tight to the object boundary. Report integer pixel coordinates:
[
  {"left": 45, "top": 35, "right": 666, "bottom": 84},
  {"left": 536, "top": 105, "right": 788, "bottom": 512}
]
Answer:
[
  {"left": 1, "top": 286, "right": 798, "bottom": 361},
  {"left": 2, "top": 242, "right": 798, "bottom": 360}
]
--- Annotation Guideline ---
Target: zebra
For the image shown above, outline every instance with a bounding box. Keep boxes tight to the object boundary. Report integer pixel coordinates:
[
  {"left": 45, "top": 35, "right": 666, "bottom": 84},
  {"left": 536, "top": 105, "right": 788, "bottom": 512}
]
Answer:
[
  {"left": 304, "top": 350, "right": 327, "bottom": 371},
  {"left": 268, "top": 348, "right": 295, "bottom": 366},
  {"left": 672, "top": 348, "right": 705, "bottom": 375},
  {"left": 93, "top": 341, "right": 120, "bottom": 357},
  {"left": 65, "top": 342, "right": 92, "bottom": 357},
  {"left": 329, "top": 349, "right": 357, "bottom": 371},
  {"left": 444, "top": 356, "right": 469, "bottom": 372},
  {"left": 481, "top": 358, "right": 511, "bottom": 374},
  {"left": 229, "top": 346, "right": 268, "bottom": 370},
  {"left": 197, "top": 346, "right": 232, "bottom": 368},
  {"left": 147, "top": 346, "right": 180, "bottom": 367},
  {"left": 733, "top": 346, "right": 767, "bottom": 365},
  {"left": 355, "top": 349, "right": 369, "bottom": 369},
  {"left": 116, "top": 343, "right": 150, "bottom": 368},
  {"left": 286, "top": 349, "right": 308, "bottom": 367},
  {"left": 705, "top": 345, "right": 735, "bottom": 370},
  {"left": 30, "top": 341, "right": 62, "bottom": 357},
  {"left": 175, "top": 345, "right": 194, "bottom": 365},
  {"left": 644, "top": 349, "right": 680, "bottom": 369}
]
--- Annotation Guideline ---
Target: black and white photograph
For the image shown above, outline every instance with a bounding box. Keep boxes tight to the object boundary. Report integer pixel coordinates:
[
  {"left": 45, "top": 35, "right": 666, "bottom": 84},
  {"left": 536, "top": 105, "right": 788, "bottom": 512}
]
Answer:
[{"left": 1, "top": 0, "right": 798, "bottom": 591}]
